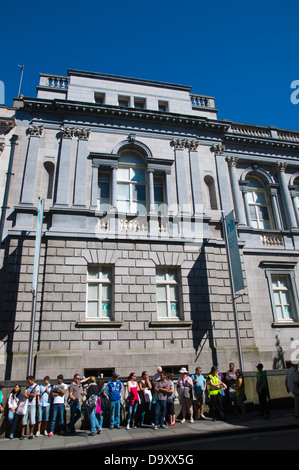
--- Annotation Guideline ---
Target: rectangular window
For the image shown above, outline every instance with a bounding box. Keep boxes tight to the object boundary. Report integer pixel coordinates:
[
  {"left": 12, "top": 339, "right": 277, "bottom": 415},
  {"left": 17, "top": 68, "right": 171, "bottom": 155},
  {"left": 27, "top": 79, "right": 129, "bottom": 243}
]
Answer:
[
  {"left": 154, "top": 175, "right": 166, "bottom": 215},
  {"left": 87, "top": 266, "right": 113, "bottom": 321},
  {"left": 118, "top": 96, "right": 130, "bottom": 108},
  {"left": 134, "top": 98, "right": 146, "bottom": 109},
  {"left": 271, "top": 274, "right": 297, "bottom": 322},
  {"left": 94, "top": 92, "right": 105, "bottom": 104},
  {"left": 158, "top": 101, "right": 168, "bottom": 112},
  {"left": 98, "top": 172, "right": 111, "bottom": 211},
  {"left": 156, "top": 268, "right": 181, "bottom": 320},
  {"left": 247, "top": 190, "right": 272, "bottom": 229}
]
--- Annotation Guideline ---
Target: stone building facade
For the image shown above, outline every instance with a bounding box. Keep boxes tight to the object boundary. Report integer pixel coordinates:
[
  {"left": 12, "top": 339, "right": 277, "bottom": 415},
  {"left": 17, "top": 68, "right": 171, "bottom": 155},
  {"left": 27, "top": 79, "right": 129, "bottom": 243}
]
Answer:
[{"left": 0, "top": 70, "right": 298, "bottom": 380}]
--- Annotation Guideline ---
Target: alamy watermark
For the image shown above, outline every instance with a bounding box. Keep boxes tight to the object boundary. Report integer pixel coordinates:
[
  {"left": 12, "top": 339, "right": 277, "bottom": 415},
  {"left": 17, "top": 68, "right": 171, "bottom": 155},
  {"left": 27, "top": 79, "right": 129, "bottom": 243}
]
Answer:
[
  {"left": 0, "top": 81, "right": 4, "bottom": 105},
  {"left": 290, "top": 339, "right": 299, "bottom": 364},
  {"left": 290, "top": 80, "right": 299, "bottom": 104}
]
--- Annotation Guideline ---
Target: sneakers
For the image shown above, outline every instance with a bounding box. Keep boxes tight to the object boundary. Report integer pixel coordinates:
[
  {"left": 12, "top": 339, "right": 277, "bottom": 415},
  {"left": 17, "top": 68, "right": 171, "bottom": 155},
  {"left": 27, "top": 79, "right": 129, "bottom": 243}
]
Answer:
[
  {"left": 48, "top": 431, "right": 54, "bottom": 437},
  {"left": 36, "top": 431, "right": 40, "bottom": 437},
  {"left": 153, "top": 425, "right": 158, "bottom": 430},
  {"left": 126, "top": 424, "right": 130, "bottom": 430},
  {"left": 190, "top": 418, "right": 194, "bottom": 423},
  {"left": 181, "top": 418, "right": 186, "bottom": 423}
]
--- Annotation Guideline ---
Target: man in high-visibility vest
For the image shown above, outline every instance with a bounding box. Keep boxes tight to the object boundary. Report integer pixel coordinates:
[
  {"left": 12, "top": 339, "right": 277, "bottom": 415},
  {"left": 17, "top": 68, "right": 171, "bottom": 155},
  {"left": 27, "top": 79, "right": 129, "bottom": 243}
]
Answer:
[{"left": 207, "top": 366, "right": 226, "bottom": 421}]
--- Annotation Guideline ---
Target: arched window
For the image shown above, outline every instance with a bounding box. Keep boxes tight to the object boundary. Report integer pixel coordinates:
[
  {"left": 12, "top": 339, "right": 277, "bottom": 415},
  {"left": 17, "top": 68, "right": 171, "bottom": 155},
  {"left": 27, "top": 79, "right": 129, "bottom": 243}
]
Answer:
[
  {"left": 117, "top": 151, "right": 147, "bottom": 214},
  {"left": 246, "top": 175, "right": 273, "bottom": 229}
]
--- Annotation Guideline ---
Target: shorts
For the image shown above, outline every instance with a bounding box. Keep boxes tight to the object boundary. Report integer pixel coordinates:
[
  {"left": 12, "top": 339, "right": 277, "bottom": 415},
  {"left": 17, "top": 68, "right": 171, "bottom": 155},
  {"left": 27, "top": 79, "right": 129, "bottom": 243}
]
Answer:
[
  {"left": 195, "top": 393, "right": 205, "bottom": 405},
  {"left": 22, "top": 405, "right": 36, "bottom": 426},
  {"left": 38, "top": 405, "right": 50, "bottom": 422}
]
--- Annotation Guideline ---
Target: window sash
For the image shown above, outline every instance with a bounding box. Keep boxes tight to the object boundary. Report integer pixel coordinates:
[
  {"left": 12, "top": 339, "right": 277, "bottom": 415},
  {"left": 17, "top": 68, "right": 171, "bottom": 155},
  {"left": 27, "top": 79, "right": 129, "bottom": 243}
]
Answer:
[
  {"left": 117, "top": 165, "right": 146, "bottom": 214},
  {"left": 271, "top": 275, "right": 295, "bottom": 322},
  {"left": 247, "top": 188, "right": 272, "bottom": 229},
  {"left": 87, "top": 267, "right": 113, "bottom": 320},
  {"left": 156, "top": 269, "right": 181, "bottom": 319}
]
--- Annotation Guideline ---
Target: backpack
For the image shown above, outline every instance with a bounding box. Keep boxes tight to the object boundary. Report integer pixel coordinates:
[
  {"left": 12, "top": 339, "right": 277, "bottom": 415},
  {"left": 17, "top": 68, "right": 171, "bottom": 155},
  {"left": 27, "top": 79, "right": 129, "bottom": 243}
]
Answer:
[{"left": 86, "top": 394, "right": 98, "bottom": 408}]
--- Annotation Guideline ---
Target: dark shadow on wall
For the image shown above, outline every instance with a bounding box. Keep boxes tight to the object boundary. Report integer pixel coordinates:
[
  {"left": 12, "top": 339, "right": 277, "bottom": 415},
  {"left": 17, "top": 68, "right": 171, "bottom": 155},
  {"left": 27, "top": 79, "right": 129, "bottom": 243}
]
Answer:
[
  {"left": 0, "top": 237, "right": 24, "bottom": 380},
  {"left": 273, "top": 334, "right": 286, "bottom": 369},
  {"left": 188, "top": 245, "right": 218, "bottom": 368}
]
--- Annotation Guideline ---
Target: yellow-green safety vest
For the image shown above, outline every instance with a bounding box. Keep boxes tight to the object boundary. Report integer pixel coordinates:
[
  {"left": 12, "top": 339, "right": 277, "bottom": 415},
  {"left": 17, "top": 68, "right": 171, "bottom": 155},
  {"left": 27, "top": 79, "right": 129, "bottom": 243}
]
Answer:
[{"left": 207, "top": 374, "right": 221, "bottom": 396}]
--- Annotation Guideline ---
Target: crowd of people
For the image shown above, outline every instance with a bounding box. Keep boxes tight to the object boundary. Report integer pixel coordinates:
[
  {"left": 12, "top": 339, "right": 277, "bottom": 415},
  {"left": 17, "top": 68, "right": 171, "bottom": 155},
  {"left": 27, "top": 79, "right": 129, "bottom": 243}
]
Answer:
[{"left": 1, "top": 361, "right": 297, "bottom": 440}]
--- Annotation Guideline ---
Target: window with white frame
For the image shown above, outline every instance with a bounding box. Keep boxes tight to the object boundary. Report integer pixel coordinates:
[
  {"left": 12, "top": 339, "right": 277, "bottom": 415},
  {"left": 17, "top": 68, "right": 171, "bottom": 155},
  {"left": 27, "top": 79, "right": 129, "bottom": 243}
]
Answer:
[
  {"left": 117, "top": 152, "right": 146, "bottom": 214},
  {"left": 87, "top": 266, "right": 113, "bottom": 320},
  {"left": 156, "top": 268, "right": 181, "bottom": 319},
  {"left": 246, "top": 176, "right": 273, "bottom": 229},
  {"left": 270, "top": 274, "right": 297, "bottom": 323}
]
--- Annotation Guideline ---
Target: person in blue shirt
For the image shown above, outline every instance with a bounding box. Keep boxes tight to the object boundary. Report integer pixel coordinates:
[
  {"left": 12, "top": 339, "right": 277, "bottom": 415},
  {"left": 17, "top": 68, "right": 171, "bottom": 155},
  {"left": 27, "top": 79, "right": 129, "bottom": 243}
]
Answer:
[
  {"left": 107, "top": 373, "right": 122, "bottom": 429},
  {"left": 191, "top": 367, "right": 207, "bottom": 420}
]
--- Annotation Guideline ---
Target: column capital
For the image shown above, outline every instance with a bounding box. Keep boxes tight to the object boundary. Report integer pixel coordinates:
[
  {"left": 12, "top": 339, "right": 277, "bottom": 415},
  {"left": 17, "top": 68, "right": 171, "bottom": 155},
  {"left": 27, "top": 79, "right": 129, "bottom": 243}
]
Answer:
[
  {"left": 27, "top": 125, "right": 43, "bottom": 137},
  {"left": 212, "top": 143, "right": 225, "bottom": 155},
  {"left": 60, "top": 126, "right": 75, "bottom": 138},
  {"left": 276, "top": 161, "right": 288, "bottom": 172},
  {"left": 76, "top": 127, "right": 91, "bottom": 140},
  {"left": 226, "top": 155, "right": 239, "bottom": 167}
]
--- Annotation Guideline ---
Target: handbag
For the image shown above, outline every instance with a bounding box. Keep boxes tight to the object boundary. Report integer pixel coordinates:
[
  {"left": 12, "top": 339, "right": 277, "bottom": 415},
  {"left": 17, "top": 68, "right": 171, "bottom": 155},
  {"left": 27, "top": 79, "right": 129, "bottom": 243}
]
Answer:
[
  {"left": 16, "top": 399, "right": 28, "bottom": 416},
  {"left": 143, "top": 389, "right": 152, "bottom": 403}
]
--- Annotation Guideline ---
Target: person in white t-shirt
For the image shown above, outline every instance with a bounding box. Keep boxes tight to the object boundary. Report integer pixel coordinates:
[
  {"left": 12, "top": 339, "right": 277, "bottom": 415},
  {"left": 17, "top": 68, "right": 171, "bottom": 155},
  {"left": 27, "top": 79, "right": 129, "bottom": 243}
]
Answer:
[
  {"left": 36, "top": 376, "right": 51, "bottom": 436},
  {"left": 48, "top": 374, "right": 68, "bottom": 436},
  {"left": 21, "top": 376, "right": 40, "bottom": 440}
]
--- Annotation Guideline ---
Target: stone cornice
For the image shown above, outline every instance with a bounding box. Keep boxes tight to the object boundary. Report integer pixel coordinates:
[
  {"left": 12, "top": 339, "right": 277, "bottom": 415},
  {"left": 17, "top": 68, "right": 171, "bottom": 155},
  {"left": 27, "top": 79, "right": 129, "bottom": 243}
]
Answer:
[{"left": 21, "top": 97, "right": 229, "bottom": 133}]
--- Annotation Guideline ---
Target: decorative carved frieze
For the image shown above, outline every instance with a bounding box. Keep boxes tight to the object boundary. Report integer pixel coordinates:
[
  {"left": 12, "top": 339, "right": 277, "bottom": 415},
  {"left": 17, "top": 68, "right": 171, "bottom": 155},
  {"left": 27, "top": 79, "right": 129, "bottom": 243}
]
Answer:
[{"left": 0, "top": 140, "right": 5, "bottom": 154}]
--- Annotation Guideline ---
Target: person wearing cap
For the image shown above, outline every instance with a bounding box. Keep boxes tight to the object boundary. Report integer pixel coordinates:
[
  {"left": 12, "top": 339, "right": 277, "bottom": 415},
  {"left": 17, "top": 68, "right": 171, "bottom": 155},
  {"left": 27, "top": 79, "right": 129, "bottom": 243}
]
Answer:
[
  {"left": 48, "top": 374, "right": 68, "bottom": 436},
  {"left": 177, "top": 367, "right": 194, "bottom": 423},
  {"left": 256, "top": 364, "right": 270, "bottom": 418},
  {"left": 107, "top": 372, "right": 122, "bottom": 429}
]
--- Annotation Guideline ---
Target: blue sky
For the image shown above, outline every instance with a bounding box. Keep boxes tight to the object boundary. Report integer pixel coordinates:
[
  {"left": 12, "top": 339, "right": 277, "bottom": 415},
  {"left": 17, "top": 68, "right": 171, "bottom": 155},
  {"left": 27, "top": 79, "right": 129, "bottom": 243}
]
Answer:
[{"left": 2, "top": 0, "right": 299, "bottom": 131}]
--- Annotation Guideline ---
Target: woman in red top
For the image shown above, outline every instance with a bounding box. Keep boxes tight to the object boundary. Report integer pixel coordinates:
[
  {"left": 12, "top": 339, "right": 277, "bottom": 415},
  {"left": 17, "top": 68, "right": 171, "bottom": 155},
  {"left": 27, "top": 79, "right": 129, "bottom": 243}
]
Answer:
[{"left": 126, "top": 373, "right": 140, "bottom": 429}]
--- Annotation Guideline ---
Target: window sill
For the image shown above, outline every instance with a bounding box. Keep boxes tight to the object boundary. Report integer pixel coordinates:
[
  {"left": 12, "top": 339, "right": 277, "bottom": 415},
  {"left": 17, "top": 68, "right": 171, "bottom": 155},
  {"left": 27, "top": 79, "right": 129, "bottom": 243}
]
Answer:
[
  {"left": 149, "top": 320, "right": 192, "bottom": 328},
  {"left": 271, "top": 321, "right": 299, "bottom": 328},
  {"left": 76, "top": 321, "right": 122, "bottom": 328}
]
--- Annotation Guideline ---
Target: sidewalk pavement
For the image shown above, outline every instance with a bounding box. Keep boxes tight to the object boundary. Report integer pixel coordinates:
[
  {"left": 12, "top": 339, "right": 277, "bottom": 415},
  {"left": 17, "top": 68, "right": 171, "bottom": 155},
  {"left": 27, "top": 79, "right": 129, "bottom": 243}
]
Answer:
[{"left": 1, "top": 407, "right": 298, "bottom": 451}]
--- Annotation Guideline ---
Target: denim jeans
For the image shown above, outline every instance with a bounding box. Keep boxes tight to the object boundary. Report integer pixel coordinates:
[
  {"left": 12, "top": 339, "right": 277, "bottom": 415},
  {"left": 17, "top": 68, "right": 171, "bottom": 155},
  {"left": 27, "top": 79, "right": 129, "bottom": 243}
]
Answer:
[
  {"left": 50, "top": 403, "right": 65, "bottom": 432},
  {"left": 37, "top": 405, "right": 50, "bottom": 423},
  {"left": 127, "top": 400, "right": 138, "bottom": 424},
  {"left": 69, "top": 400, "right": 81, "bottom": 432},
  {"left": 140, "top": 399, "right": 152, "bottom": 425},
  {"left": 109, "top": 400, "right": 121, "bottom": 427},
  {"left": 8, "top": 410, "right": 21, "bottom": 437},
  {"left": 154, "top": 399, "right": 167, "bottom": 426},
  {"left": 86, "top": 406, "right": 101, "bottom": 433},
  {"left": 96, "top": 410, "right": 104, "bottom": 429}
]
